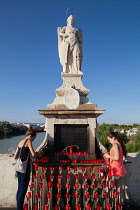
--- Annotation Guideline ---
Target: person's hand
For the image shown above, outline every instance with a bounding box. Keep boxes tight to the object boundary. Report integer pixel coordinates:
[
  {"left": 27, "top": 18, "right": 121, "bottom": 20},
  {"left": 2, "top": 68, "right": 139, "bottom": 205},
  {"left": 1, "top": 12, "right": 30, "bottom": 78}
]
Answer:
[
  {"left": 12, "top": 162, "right": 16, "bottom": 166},
  {"left": 104, "top": 153, "right": 110, "bottom": 159},
  {"left": 35, "top": 152, "right": 43, "bottom": 157}
]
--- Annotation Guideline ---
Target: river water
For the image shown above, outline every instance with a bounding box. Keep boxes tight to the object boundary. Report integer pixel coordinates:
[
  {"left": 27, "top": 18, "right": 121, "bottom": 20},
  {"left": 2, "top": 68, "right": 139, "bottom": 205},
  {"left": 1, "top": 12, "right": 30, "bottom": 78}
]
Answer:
[{"left": 0, "top": 132, "right": 46, "bottom": 154}]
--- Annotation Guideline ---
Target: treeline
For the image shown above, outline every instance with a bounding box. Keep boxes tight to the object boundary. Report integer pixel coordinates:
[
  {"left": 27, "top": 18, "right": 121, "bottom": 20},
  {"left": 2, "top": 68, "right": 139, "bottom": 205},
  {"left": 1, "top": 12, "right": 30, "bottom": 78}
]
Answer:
[
  {"left": 0, "top": 121, "right": 28, "bottom": 138},
  {"left": 97, "top": 123, "right": 140, "bottom": 153}
]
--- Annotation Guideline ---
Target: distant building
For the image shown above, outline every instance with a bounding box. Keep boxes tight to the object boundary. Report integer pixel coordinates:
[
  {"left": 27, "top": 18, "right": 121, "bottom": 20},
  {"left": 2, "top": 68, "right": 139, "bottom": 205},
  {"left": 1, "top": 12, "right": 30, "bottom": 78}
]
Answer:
[
  {"left": 114, "top": 128, "right": 125, "bottom": 134},
  {"left": 126, "top": 128, "right": 138, "bottom": 137}
]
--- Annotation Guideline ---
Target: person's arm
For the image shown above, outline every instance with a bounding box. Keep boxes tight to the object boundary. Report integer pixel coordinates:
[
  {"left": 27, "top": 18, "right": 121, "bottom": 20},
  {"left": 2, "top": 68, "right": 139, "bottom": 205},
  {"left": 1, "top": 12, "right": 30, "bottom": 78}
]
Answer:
[
  {"left": 14, "top": 146, "right": 19, "bottom": 159},
  {"left": 104, "top": 144, "right": 119, "bottom": 161},
  {"left": 27, "top": 140, "right": 42, "bottom": 157}
]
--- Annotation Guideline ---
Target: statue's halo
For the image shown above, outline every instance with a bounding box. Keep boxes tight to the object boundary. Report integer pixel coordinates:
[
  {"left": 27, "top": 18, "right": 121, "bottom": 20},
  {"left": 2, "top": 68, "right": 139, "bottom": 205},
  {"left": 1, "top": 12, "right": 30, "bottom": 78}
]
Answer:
[{"left": 66, "top": 8, "right": 76, "bottom": 18}]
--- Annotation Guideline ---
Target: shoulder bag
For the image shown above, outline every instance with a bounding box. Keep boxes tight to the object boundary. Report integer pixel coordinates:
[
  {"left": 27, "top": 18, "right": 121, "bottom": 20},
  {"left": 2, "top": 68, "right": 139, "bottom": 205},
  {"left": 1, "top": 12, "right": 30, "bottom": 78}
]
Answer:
[{"left": 14, "top": 140, "right": 29, "bottom": 173}]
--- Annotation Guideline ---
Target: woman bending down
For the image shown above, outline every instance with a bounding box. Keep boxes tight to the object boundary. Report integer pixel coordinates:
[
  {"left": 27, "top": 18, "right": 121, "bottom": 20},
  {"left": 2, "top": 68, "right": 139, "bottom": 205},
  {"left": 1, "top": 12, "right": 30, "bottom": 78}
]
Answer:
[{"left": 14, "top": 126, "right": 41, "bottom": 210}]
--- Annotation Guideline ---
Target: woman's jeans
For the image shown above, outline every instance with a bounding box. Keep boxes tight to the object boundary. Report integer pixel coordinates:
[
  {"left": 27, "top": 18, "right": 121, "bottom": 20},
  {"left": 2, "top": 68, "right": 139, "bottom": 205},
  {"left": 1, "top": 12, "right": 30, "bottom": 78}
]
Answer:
[{"left": 16, "top": 170, "right": 30, "bottom": 210}]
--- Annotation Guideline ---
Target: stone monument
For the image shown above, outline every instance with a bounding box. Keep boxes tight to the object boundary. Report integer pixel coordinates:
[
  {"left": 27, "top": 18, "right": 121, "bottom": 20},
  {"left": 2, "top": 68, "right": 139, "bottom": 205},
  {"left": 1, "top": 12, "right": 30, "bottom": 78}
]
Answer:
[{"left": 38, "top": 14, "right": 107, "bottom": 160}]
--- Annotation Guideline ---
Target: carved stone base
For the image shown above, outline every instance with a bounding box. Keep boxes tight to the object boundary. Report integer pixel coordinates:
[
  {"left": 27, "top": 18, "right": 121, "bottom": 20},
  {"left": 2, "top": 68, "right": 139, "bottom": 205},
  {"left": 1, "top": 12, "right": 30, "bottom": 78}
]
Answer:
[{"left": 56, "top": 72, "right": 90, "bottom": 97}]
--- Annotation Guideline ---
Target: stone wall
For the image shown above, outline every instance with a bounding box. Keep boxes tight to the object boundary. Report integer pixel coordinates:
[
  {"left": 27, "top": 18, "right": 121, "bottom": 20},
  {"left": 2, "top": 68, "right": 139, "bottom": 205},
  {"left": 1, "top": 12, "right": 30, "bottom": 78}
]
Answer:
[{"left": 0, "top": 153, "right": 140, "bottom": 207}]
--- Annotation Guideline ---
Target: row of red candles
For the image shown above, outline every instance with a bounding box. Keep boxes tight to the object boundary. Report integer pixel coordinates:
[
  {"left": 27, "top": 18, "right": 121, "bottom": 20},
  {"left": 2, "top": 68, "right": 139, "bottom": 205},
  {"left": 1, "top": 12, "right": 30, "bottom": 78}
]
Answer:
[
  {"left": 59, "top": 159, "right": 105, "bottom": 163},
  {"left": 33, "top": 164, "right": 110, "bottom": 173},
  {"left": 34, "top": 158, "right": 106, "bottom": 164},
  {"left": 54, "top": 152, "right": 90, "bottom": 156},
  {"left": 27, "top": 190, "right": 116, "bottom": 199},
  {"left": 29, "top": 179, "right": 115, "bottom": 189},
  {"left": 34, "top": 164, "right": 107, "bottom": 171},
  {"left": 24, "top": 202, "right": 122, "bottom": 210},
  {"left": 30, "top": 178, "right": 115, "bottom": 190},
  {"left": 33, "top": 164, "right": 113, "bottom": 178}
]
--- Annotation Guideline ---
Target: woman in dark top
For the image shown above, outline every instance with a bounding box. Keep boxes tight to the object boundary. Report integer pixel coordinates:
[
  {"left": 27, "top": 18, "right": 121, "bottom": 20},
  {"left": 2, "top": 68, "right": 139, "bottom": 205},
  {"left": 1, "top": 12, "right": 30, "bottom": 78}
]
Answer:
[{"left": 14, "top": 126, "right": 41, "bottom": 210}]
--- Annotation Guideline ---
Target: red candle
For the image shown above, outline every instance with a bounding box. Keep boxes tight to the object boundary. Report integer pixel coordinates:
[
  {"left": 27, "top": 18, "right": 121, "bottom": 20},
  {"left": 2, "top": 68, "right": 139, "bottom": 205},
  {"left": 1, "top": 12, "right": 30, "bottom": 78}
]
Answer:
[
  {"left": 85, "top": 192, "right": 90, "bottom": 198},
  {"left": 56, "top": 193, "right": 61, "bottom": 198},
  {"left": 74, "top": 192, "right": 79, "bottom": 198},
  {"left": 29, "top": 183, "right": 34, "bottom": 188},
  {"left": 66, "top": 183, "right": 70, "bottom": 188},
  {"left": 67, "top": 166, "right": 71, "bottom": 171},
  {"left": 34, "top": 204, "right": 38, "bottom": 210},
  {"left": 106, "top": 203, "right": 111, "bottom": 210},
  {"left": 24, "top": 204, "right": 28, "bottom": 210},
  {"left": 90, "top": 166, "right": 94, "bottom": 171},
  {"left": 65, "top": 193, "right": 69, "bottom": 198},
  {"left": 57, "top": 182, "right": 61, "bottom": 188},
  {"left": 86, "top": 203, "right": 91, "bottom": 210},
  {"left": 108, "top": 169, "right": 112, "bottom": 179},
  {"left": 104, "top": 157, "right": 110, "bottom": 165},
  {"left": 91, "top": 174, "right": 95, "bottom": 179},
  {"left": 93, "top": 183, "right": 97, "bottom": 188},
  {"left": 84, "top": 174, "right": 88, "bottom": 179},
  {"left": 35, "top": 192, "right": 40, "bottom": 198},
  {"left": 40, "top": 174, "right": 45, "bottom": 179},
  {"left": 27, "top": 192, "right": 31, "bottom": 198},
  {"left": 44, "top": 204, "right": 49, "bottom": 210},
  {"left": 76, "top": 204, "right": 81, "bottom": 210},
  {"left": 34, "top": 163, "right": 38, "bottom": 171},
  {"left": 50, "top": 167, "right": 54, "bottom": 171},
  {"left": 74, "top": 174, "right": 78, "bottom": 179},
  {"left": 116, "top": 203, "right": 122, "bottom": 210},
  {"left": 66, "top": 204, "right": 70, "bottom": 210},
  {"left": 58, "top": 174, "right": 61, "bottom": 179},
  {"left": 110, "top": 181, "right": 115, "bottom": 188},
  {"left": 82, "top": 167, "right": 86, "bottom": 171},
  {"left": 54, "top": 204, "right": 59, "bottom": 210},
  {"left": 113, "top": 191, "right": 118, "bottom": 198},
  {"left": 75, "top": 182, "right": 79, "bottom": 188},
  {"left": 69, "top": 147, "right": 73, "bottom": 153},
  {"left": 50, "top": 174, "right": 54, "bottom": 179},
  {"left": 83, "top": 182, "right": 88, "bottom": 188},
  {"left": 47, "top": 181, "right": 52, "bottom": 188},
  {"left": 46, "top": 192, "right": 51, "bottom": 199},
  {"left": 94, "top": 192, "right": 98, "bottom": 198},
  {"left": 59, "top": 166, "right": 62, "bottom": 171},
  {"left": 38, "top": 183, "right": 43, "bottom": 188},
  {"left": 32, "top": 174, "right": 36, "bottom": 179},
  {"left": 101, "top": 181, "right": 106, "bottom": 188},
  {"left": 74, "top": 166, "right": 77, "bottom": 171},
  {"left": 66, "top": 174, "right": 70, "bottom": 179},
  {"left": 104, "top": 192, "right": 108, "bottom": 198},
  {"left": 96, "top": 203, "right": 101, "bottom": 210}
]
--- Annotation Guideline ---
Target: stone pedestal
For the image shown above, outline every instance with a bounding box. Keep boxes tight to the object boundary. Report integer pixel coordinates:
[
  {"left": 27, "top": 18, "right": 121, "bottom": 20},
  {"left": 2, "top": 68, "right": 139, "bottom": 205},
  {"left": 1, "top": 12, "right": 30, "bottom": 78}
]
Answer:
[
  {"left": 38, "top": 104, "right": 105, "bottom": 160},
  {"left": 52, "top": 72, "right": 91, "bottom": 106}
]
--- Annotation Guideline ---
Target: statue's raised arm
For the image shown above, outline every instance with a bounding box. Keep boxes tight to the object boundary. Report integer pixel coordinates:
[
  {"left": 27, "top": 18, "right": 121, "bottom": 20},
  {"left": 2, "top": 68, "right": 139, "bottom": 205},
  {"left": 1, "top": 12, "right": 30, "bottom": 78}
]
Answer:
[{"left": 57, "top": 15, "right": 83, "bottom": 74}]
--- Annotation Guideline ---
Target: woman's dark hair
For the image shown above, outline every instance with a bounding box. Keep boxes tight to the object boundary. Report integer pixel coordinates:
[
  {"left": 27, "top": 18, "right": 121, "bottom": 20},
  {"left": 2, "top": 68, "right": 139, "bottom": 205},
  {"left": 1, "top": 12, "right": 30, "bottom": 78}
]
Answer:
[
  {"left": 107, "top": 132, "right": 127, "bottom": 158},
  {"left": 26, "top": 125, "right": 36, "bottom": 137}
]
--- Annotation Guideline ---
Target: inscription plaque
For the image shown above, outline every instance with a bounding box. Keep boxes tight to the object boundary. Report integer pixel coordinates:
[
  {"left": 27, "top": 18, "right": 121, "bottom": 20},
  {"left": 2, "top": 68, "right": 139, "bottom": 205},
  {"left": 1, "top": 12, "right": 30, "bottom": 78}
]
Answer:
[{"left": 54, "top": 125, "right": 89, "bottom": 152}]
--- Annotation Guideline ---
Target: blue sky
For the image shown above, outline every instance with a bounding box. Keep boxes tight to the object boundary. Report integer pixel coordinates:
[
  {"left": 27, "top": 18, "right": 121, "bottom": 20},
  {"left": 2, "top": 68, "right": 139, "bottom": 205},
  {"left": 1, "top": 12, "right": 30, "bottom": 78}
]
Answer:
[{"left": 0, "top": 0, "right": 140, "bottom": 125}]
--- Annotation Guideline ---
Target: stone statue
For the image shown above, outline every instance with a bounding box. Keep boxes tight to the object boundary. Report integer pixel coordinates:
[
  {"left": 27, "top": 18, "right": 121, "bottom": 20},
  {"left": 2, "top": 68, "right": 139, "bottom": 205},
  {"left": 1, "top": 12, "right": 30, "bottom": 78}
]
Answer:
[{"left": 57, "top": 15, "right": 83, "bottom": 74}]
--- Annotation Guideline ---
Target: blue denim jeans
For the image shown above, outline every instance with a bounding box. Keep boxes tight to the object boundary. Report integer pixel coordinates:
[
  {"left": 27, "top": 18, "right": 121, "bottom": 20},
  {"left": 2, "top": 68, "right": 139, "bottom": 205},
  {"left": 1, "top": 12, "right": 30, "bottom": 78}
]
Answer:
[{"left": 16, "top": 170, "right": 30, "bottom": 210}]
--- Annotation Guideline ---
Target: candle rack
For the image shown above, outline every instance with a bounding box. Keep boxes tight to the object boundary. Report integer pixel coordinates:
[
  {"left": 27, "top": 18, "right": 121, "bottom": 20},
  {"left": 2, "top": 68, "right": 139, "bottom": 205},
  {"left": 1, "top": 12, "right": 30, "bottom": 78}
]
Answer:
[{"left": 24, "top": 156, "right": 122, "bottom": 210}]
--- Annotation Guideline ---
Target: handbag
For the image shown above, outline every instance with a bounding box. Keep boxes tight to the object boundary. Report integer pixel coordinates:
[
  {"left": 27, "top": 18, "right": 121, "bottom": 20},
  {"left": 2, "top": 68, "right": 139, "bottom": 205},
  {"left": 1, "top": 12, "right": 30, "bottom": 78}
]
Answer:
[{"left": 14, "top": 140, "right": 29, "bottom": 173}]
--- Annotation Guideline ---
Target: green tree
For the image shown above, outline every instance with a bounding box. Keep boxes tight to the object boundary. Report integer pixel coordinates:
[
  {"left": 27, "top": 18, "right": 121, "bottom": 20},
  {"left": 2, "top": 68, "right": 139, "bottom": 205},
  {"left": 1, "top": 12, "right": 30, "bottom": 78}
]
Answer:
[
  {"left": 132, "top": 130, "right": 140, "bottom": 144},
  {"left": 0, "top": 121, "right": 28, "bottom": 138},
  {"left": 97, "top": 123, "right": 118, "bottom": 150},
  {"left": 97, "top": 123, "right": 128, "bottom": 151}
]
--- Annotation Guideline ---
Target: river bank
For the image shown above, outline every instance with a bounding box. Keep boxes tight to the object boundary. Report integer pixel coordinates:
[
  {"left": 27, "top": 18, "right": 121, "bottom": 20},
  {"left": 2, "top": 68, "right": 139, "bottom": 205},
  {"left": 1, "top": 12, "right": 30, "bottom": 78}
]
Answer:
[{"left": 0, "top": 132, "right": 46, "bottom": 154}]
